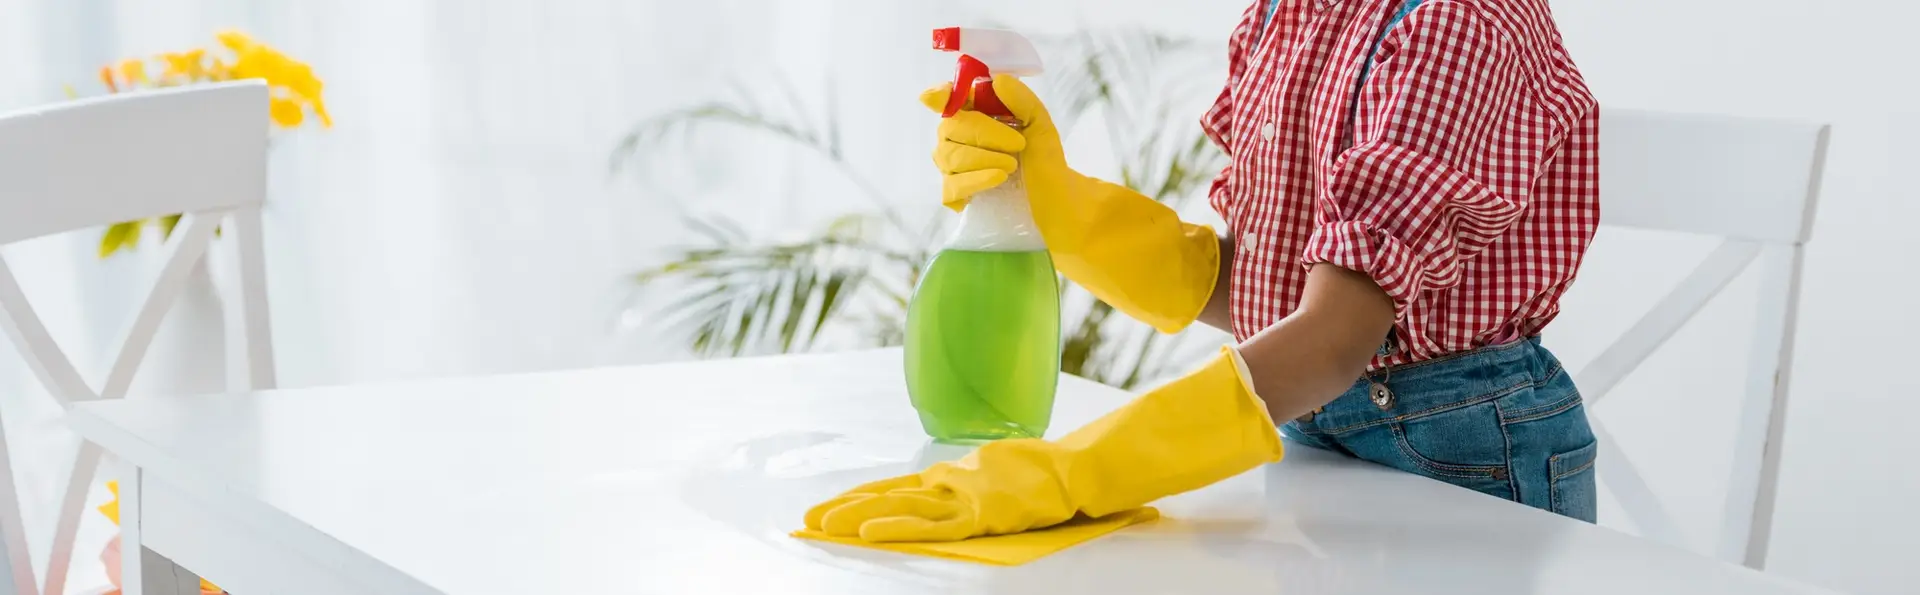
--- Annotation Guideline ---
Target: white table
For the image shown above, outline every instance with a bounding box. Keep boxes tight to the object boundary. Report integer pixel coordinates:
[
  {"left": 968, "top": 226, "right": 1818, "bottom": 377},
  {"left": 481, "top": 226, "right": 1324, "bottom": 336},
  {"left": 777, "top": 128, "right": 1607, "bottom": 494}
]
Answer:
[{"left": 67, "top": 349, "right": 1836, "bottom": 595}]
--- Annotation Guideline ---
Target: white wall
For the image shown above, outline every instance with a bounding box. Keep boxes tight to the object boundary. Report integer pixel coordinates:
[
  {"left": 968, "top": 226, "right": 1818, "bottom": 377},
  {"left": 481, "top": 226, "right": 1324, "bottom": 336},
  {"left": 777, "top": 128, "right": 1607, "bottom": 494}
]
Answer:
[{"left": 0, "top": 0, "right": 1910, "bottom": 593}]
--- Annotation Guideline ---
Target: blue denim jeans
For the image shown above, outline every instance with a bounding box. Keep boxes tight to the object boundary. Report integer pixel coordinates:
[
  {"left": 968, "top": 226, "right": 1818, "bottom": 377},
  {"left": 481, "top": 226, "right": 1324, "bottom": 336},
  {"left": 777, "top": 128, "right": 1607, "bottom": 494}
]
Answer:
[{"left": 1283, "top": 338, "right": 1599, "bottom": 522}]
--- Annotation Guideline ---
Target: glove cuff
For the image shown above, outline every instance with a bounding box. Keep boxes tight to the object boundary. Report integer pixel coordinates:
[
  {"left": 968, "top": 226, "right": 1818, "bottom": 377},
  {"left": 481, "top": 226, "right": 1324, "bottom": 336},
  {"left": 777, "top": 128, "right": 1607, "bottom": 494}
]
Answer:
[
  {"left": 1059, "top": 346, "right": 1284, "bottom": 517},
  {"left": 1043, "top": 174, "right": 1222, "bottom": 334}
]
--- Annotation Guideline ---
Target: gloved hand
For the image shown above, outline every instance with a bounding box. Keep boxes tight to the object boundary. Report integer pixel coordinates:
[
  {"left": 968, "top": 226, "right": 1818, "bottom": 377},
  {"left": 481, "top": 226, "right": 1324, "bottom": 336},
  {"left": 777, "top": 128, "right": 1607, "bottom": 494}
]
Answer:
[
  {"left": 921, "top": 75, "right": 1222, "bottom": 334},
  {"left": 804, "top": 346, "right": 1283, "bottom": 542}
]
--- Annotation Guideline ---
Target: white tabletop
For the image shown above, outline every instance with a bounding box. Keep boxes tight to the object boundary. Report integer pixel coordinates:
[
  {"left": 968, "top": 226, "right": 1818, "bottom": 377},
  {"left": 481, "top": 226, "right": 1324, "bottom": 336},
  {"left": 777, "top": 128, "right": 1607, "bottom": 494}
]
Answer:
[{"left": 69, "top": 349, "right": 1834, "bottom": 595}]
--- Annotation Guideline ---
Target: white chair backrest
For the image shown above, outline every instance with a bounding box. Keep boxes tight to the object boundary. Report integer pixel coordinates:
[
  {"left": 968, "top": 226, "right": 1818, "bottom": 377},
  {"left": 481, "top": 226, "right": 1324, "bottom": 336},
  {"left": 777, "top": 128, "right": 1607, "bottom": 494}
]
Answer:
[
  {"left": 0, "top": 82, "right": 268, "bottom": 244},
  {"left": 1599, "top": 108, "right": 1825, "bottom": 243},
  {"left": 0, "top": 80, "right": 277, "bottom": 595},
  {"left": 1582, "top": 107, "right": 1829, "bottom": 570}
]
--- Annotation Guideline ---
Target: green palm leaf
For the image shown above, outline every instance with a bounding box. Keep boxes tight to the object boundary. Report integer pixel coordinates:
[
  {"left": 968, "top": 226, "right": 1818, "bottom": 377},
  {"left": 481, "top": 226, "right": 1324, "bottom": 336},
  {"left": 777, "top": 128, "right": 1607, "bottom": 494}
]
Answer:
[{"left": 632, "top": 213, "right": 895, "bottom": 358}]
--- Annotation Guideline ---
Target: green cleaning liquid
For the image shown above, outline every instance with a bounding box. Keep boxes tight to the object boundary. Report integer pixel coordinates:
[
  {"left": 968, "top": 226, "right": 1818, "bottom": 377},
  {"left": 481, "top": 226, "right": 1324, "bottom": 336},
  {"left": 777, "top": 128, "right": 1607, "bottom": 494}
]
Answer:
[
  {"left": 905, "top": 249, "right": 1060, "bottom": 441},
  {"left": 903, "top": 173, "right": 1061, "bottom": 442}
]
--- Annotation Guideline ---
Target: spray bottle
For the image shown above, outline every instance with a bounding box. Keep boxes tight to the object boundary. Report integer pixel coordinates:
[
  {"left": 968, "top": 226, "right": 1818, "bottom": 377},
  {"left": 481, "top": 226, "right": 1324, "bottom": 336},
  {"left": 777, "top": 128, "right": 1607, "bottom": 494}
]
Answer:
[{"left": 903, "top": 27, "right": 1061, "bottom": 442}]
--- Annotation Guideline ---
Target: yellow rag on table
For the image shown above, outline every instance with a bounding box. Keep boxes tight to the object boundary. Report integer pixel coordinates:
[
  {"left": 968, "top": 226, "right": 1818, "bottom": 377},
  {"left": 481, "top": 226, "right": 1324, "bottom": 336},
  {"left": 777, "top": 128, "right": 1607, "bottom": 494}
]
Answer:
[{"left": 792, "top": 508, "right": 1158, "bottom": 566}]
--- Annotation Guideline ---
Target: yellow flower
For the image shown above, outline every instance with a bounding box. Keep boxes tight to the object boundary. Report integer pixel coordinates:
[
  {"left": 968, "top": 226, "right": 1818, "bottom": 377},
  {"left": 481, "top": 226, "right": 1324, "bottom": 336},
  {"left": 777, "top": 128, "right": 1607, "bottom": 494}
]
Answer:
[
  {"left": 225, "top": 51, "right": 264, "bottom": 80},
  {"left": 216, "top": 29, "right": 257, "bottom": 53},
  {"left": 281, "top": 62, "right": 322, "bottom": 100},
  {"left": 97, "top": 66, "right": 118, "bottom": 92},
  {"left": 84, "top": 30, "right": 331, "bottom": 263},
  {"left": 207, "top": 58, "right": 233, "bottom": 81},
  {"left": 162, "top": 49, "right": 207, "bottom": 81},
  {"left": 230, "top": 48, "right": 292, "bottom": 85},
  {"left": 216, "top": 38, "right": 330, "bottom": 128},
  {"left": 269, "top": 97, "right": 304, "bottom": 127},
  {"left": 90, "top": 30, "right": 331, "bottom": 131},
  {"left": 99, "top": 481, "right": 120, "bottom": 525},
  {"left": 278, "top": 62, "right": 330, "bottom": 127},
  {"left": 116, "top": 58, "right": 148, "bottom": 84}
]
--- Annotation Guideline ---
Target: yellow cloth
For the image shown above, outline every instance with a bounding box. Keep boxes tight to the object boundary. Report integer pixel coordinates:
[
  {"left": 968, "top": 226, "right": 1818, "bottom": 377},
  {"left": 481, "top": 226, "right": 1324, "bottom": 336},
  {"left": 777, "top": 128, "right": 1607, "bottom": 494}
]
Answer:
[
  {"left": 921, "top": 75, "right": 1221, "bottom": 333},
  {"left": 797, "top": 347, "right": 1281, "bottom": 564},
  {"left": 793, "top": 508, "right": 1159, "bottom": 566}
]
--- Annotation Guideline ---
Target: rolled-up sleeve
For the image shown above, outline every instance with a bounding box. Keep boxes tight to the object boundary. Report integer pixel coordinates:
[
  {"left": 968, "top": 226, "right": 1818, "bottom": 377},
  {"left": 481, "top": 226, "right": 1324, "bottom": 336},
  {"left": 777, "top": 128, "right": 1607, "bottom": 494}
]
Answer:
[{"left": 1300, "top": 4, "right": 1563, "bottom": 319}]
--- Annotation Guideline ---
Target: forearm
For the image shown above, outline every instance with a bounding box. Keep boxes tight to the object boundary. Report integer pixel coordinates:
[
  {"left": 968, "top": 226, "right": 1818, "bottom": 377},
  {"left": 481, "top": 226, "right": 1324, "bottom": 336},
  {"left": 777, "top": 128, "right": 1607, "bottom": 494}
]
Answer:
[
  {"left": 1196, "top": 234, "right": 1235, "bottom": 332},
  {"left": 1235, "top": 265, "right": 1395, "bottom": 422}
]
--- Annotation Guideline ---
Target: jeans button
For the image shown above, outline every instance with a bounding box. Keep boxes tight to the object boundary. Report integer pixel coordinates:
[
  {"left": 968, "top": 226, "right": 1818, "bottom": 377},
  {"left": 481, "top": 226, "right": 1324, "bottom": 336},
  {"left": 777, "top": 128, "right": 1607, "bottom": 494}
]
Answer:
[{"left": 1369, "top": 383, "right": 1395, "bottom": 410}]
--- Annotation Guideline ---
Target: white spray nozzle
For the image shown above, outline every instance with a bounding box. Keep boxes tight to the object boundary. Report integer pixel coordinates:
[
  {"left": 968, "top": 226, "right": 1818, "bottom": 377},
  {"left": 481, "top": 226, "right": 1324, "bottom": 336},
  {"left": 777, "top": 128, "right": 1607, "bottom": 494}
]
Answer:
[
  {"left": 932, "top": 28, "right": 1044, "bottom": 76},
  {"left": 932, "top": 27, "right": 1045, "bottom": 120}
]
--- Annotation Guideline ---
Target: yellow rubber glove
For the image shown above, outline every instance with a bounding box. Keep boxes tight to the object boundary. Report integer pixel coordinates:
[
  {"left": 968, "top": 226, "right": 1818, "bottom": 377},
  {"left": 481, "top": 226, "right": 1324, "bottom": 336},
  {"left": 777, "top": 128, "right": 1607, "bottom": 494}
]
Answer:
[
  {"left": 922, "top": 75, "right": 1222, "bottom": 334},
  {"left": 804, "top": 346, "right": 1283, "bottom": 542}
]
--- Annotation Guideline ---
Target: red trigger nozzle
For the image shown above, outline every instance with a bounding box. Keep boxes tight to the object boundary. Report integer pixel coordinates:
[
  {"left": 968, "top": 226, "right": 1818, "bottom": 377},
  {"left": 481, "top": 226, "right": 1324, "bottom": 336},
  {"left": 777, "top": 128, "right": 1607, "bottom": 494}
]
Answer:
[
  {"left": 972, "top": 78, "right": 1010, "bottom": 120},
  {"left": 943, "top": 54, "right": 991, "bottom": 118}
]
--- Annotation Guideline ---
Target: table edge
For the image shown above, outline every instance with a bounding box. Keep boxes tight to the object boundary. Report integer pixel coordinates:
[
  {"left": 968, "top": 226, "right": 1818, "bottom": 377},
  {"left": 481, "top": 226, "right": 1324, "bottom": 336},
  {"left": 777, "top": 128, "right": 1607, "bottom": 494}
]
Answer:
[{"left": 66, "top": 403, "right": 446, "bottom": 595}]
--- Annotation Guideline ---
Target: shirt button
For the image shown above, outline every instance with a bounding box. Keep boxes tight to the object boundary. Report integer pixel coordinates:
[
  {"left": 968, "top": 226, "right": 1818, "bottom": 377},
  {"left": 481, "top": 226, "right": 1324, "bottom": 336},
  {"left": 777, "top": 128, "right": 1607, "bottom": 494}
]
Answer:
[
  {"left": 1241, "top": 232, "right": 1260, "bottom": 251},
  {"left": 1259, "top": 122, "right": 1276, "bottom": 141}
]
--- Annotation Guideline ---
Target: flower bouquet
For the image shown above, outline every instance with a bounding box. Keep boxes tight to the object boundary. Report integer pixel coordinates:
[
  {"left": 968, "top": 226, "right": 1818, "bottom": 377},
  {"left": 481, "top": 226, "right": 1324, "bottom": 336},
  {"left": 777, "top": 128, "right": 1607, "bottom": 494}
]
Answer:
[{"left": 82, "top": 30, "right": 331, "bottom": 259}]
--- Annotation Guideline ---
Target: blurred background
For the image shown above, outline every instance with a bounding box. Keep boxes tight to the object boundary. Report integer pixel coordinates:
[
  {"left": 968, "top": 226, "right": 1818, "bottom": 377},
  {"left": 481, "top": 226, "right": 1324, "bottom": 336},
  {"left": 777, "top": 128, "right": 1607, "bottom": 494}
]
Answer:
[{"left": 0, "top": 0, "right": 1910, "bottom": 593}]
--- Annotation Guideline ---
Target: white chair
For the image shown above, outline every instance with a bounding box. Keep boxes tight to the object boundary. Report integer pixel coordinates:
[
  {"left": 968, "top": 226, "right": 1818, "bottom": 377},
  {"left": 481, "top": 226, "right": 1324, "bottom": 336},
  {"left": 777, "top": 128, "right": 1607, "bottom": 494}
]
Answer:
[
  {"left": 1582, "top": 107, "right": 1829, "bottom": 569},
  {"left": 0, "top": 80, "right": 275, "bottom": 595}
]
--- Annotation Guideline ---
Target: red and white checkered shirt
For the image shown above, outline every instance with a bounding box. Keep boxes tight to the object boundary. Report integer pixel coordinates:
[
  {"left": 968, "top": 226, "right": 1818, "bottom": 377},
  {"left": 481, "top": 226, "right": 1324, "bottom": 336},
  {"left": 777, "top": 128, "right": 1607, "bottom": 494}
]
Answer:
[{"left": 1203, "top": 0, "right": 1600, "bottom": 369}]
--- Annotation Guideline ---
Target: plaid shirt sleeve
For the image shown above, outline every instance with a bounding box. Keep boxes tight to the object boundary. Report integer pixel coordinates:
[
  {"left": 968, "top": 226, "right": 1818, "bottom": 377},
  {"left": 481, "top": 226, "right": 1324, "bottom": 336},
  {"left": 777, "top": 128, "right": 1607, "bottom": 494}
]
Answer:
[{"left": 1299, "top": 4, "right": 1572, "bottom": 318}]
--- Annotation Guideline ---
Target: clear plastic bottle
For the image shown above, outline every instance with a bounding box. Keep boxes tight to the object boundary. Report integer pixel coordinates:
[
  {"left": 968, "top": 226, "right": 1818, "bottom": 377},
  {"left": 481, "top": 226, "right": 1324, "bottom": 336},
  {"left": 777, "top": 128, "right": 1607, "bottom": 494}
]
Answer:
[
  {"left": 904, "top": 168, "right": 1060, "bottom": 442},
  {"left": 906, "top": 27, "right": 1060, "bottom": 442}
]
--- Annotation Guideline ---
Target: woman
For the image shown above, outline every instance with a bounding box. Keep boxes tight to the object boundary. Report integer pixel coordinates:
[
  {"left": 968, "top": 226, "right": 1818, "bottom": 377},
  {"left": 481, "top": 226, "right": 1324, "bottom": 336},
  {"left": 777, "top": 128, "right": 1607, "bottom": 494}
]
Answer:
[{"left": 803, "top": 0, "right": 1600, "bottom": 543}]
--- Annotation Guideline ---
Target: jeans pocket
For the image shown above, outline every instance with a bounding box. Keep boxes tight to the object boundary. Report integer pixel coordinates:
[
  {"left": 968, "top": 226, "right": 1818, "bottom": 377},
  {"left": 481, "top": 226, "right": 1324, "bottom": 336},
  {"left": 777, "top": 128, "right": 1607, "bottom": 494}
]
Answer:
[
  {"left": 1549, "top": 440, "right": 1598, "bottom": 523},
  {"left": 1386, "top": 402, "right": 1514, "bottom": 501}
]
